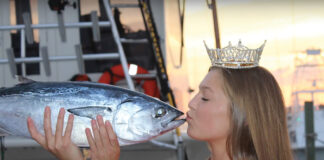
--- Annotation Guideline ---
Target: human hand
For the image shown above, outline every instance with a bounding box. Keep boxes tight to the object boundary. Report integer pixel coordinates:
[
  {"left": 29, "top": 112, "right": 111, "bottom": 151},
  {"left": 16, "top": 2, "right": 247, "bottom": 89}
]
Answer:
[
  {"left": 27, "top": 106, "right": 83, "bottom": 160},
  {"left": 85, "top": 115, "right": 120, "bottom": 160}
]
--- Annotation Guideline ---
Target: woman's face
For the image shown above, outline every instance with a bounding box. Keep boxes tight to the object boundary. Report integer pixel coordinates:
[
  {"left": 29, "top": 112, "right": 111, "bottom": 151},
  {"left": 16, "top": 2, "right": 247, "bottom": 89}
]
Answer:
[{"left": 187, "top": 69, "right": 231, "bottom": 141}]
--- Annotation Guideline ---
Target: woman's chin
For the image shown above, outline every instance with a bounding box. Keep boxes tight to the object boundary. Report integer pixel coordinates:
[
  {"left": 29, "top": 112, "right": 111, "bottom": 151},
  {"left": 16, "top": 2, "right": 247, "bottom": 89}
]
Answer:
[{"left": 186, "top": 127, "right": 201, "bottom": 140}]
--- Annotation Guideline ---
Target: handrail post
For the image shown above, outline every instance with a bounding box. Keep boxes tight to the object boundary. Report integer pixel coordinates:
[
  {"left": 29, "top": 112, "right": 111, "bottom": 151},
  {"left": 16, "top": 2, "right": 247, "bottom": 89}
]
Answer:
[{"left": 305, "top": 101, "right": 315, "bottom": 160}]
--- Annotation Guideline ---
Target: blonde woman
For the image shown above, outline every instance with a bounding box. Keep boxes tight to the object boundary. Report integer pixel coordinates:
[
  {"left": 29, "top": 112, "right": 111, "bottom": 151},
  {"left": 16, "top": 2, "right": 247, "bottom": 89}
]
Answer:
[
  {"left": 186, "top": 66, "right": 293, "bottom": 160},
  {"left": 27, "top": 41, "right": 293, "bottom": 160}
]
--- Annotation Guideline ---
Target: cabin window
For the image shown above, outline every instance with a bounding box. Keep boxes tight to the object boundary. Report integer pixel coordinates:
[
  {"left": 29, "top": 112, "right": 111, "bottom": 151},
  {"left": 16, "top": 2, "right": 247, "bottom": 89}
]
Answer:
[{"left": 10, "top": 0, "right": 40, "bottom": 76}]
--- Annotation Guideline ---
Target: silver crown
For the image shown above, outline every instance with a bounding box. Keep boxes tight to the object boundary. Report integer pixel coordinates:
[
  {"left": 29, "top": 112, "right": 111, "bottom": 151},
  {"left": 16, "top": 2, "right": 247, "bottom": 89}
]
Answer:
[{"left": 204, "top": 40, "right": 266, "bottom": 69}]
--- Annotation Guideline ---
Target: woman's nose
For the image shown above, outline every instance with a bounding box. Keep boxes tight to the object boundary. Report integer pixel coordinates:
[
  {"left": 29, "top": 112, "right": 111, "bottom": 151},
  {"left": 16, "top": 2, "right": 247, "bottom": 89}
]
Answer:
[{"left": 188, "top": 94, "right": 198, "bottom": 110}]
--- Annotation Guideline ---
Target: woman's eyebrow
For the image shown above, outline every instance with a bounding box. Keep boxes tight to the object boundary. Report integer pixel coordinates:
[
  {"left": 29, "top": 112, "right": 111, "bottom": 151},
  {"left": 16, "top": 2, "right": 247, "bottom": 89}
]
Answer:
[{"left": 199, "top": 85, "right": 213, "bottom": 93}]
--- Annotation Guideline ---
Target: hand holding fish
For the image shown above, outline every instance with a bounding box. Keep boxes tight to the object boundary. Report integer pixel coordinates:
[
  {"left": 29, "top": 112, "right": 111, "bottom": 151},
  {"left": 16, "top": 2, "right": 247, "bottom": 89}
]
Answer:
[
  {"left": 27, "top": 107, "right": 83, "bottom": 160},
  {"left": 85, "top": 115, "right": 120, "bottom": 160}
]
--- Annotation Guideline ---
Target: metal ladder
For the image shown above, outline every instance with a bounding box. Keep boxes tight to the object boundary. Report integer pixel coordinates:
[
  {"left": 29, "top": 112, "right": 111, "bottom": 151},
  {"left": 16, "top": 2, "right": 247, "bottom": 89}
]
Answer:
[
  {"left": 0, "top": 1, "right": 135, "bottom": 91},
  {"left": 0, "top": 0, "right": 185, "bottom": 159},
  {"left": 106, "top": 1, "right": 185, "bottom": 159}
]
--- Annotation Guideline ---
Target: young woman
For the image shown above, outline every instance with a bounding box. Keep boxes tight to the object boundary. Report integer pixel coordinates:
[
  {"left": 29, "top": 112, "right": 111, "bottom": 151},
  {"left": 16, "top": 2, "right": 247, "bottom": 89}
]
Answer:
[
  {"left": 186, "top": 66, "right": 293, "bottom": 160},
  {"left": 27, "top": 41, "right": 293, "bottom": 160}
]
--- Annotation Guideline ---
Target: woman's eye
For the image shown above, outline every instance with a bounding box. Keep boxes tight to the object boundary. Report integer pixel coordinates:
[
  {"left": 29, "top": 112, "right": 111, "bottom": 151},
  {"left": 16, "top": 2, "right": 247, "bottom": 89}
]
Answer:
[{"left": 201, "top": 98, "right": 209, "bottom": 101}]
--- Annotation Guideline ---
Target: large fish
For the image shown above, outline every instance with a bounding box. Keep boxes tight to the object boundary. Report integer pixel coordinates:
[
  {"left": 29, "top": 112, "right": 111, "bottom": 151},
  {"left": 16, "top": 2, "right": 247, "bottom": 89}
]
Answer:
[{"left": 0, "top": 77, "right": 185, "bottom": 146}]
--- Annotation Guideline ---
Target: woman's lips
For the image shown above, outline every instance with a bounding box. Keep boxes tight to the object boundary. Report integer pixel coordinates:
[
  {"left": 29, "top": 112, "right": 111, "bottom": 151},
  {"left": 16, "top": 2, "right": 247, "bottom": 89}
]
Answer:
[{"left": 186, "top": 112, "right": 192, "bottom": 121}]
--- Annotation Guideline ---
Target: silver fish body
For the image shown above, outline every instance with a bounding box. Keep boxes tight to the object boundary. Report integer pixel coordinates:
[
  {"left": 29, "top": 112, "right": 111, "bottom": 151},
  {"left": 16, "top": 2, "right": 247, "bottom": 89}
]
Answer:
[{"left": 0, "top": 81, "right": 185, "bottom": 146}]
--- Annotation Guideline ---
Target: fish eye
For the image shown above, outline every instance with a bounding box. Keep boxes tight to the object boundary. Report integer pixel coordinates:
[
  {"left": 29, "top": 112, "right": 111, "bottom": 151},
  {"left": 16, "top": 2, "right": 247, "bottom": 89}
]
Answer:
[{"left": 154, "top": 107, "right": 167, "bottom": 118}]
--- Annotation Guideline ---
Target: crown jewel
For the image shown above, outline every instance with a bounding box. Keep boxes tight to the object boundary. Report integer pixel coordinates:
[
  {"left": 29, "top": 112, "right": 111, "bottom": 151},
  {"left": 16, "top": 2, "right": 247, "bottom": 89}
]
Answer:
[{"left": 204, "top": 40, "right": 266, "bottom": 69}]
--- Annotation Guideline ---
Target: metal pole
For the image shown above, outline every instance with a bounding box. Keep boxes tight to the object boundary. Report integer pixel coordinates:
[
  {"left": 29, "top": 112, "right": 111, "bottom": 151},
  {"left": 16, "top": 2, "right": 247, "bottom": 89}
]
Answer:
[
  {"left": 20, "top": 29, "right": 26, "bottom": 76},
  {"left": 150, "top": 140, "right": 177, "bottom": 150},
  {"left": 305, "top": 101, "right": 315, "bottom": 160},
  {"left": 3, "top": 136, "right": 39, "bottom": 148},
  {"left": 57, "top": 13, "right": 66, "bottom": 42},
  {"left": 6, "top": 49, "right": 17, "bottom": 78},
  {"left": 177, "top": 137, "right": 185, "bottom": 160},
  {"left": 102, "top": 0, "right": 135, "bottom": 90},
  {"left": 91, "top": 11, "right": 101, "bottom": 42},
  {"left": 41, "top": 47, "right": 51, "bottom": 76},
  {"left": 0, "top": 22, "right": 111, "bottom": 31},
  {"left": 75, "top": 44, "right": 85, "bottom": 74},
  {"left": 22, "top": 12, "right": 34, "bottom": 44},
  {"left": 211, "top": 0, "right": 221, "bottom": 48},
  {"left": 0, "top": 53, "right": 120, "bottom": 64}
]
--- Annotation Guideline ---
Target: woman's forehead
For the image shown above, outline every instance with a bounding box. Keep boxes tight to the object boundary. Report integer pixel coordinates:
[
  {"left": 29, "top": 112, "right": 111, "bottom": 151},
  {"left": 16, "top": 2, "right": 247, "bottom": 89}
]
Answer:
[{"left": 199, "top": 70, "right": 223, "bottom": 91}]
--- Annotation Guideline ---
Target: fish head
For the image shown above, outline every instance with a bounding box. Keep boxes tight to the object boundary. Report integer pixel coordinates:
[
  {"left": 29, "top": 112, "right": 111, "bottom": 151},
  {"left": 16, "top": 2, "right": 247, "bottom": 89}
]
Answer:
[{"left": 113, "top": 97, "right": 185, "bottom": 143}]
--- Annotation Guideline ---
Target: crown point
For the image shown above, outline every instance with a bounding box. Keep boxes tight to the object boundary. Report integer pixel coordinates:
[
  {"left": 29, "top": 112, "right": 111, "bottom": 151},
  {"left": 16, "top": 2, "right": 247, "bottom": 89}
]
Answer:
[{"left": 238, "top": 40, "right": 242, "bottom": 46}]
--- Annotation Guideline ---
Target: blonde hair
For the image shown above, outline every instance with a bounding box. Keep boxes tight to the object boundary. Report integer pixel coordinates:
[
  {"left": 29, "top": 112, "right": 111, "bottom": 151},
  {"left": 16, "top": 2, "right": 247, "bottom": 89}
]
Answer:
[{"left": 210, "top": 66, "right": 293, "bottom": 160}]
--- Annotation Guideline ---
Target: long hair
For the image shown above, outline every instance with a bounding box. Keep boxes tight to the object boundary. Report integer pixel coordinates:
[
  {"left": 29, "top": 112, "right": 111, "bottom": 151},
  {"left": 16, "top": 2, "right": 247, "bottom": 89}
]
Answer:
[{"left": 210, "top": 66, "right": 293, "bottom": 160}]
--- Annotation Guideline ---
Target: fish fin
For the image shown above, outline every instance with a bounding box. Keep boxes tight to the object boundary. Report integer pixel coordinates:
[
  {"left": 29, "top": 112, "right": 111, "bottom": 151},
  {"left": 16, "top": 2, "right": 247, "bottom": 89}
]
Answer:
[
  {"left": 67, "top": 106, "right": 112, "bottom": 120},
  {"left": 16, "top": 75, "right": 35, "bottom": 84}
]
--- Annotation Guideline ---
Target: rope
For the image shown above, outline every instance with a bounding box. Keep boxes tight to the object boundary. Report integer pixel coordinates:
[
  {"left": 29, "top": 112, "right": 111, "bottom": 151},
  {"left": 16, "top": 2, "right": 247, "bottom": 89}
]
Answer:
[{"left": 316, "top": 138, "right": 324, "bottom": 145}]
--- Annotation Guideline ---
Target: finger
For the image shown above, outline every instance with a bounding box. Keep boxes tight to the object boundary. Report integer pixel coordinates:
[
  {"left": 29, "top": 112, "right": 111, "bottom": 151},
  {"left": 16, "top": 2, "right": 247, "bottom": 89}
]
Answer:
[
  {"left": 105, "top": 120, "right": 119, "bottom": 147},
  {"left": 55, "top": 108, "right": 65, "bottom": 142},
  {"left": 91, "top": 119, "right": 103, "bottom": 149},
  {"left": 97, "top": 115, "right": 111, "bottom": 148},
  {"left": 44, "top": 106, "right": 54, "bottom": 147},
  {"left": 85, "top": 128, "right": 97, "bottom": 152},
  {"left": 63, "top": 114, "right": 74, "bottom": 140},
  {"left": 27, "top": 117, "right": 47, "bottom": 148}
]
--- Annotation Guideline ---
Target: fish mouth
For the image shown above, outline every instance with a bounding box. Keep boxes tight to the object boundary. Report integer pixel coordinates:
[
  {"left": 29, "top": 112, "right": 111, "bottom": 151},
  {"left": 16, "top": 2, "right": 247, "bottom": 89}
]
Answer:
[
  {"left": 160, "top": 118, "right": 186, "bottom": 134},
  {"left": 161, "top": 111, "right": 186, "bottom": 129},
  {"left": 168, "top": 118, "right": 186, "bottom": 127},
  {"left": 170, "top": 114, "right": 186, "bottom": 124}
]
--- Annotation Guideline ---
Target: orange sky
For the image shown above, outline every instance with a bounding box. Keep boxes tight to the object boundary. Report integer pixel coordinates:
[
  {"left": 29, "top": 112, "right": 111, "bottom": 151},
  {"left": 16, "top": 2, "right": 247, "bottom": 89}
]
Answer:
[{"left": 165, "top": 0, "right": 324, "bottom": 112}]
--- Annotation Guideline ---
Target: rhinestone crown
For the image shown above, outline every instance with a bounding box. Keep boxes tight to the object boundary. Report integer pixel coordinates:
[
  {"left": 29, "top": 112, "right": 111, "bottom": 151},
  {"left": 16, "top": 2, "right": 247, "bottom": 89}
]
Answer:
[{"left": 204, "top": 40, "right": 266, "bottom": 69}]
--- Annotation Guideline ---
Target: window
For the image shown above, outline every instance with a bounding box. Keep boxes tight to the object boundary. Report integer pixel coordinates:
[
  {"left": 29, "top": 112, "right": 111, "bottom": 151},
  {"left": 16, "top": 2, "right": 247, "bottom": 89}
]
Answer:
[{"left": 10, "top": 0, "right": 40, "bottom": 76}]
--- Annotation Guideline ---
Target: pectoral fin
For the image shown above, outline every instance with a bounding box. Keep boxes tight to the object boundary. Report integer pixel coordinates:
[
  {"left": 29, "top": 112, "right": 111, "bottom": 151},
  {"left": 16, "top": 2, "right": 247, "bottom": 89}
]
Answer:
[{"left": 67, "top": 106, "right": 112, "bottom": 120}]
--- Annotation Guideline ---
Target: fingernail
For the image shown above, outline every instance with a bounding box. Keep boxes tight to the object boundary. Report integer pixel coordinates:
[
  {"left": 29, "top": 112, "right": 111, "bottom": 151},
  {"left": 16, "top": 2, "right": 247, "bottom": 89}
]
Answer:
[
  {"left": 45, "top": 106, "right": 50, "bottom": 112},
  {"left": 91, "top": 119, "right": 95, "bottom": 125},
  {"left": 59, "top": 108, "right": 64, "bottom": 114}
]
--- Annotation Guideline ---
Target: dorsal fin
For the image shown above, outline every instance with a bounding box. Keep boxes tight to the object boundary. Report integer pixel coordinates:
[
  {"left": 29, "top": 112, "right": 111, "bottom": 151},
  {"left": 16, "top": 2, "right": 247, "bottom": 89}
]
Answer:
[{"left": 16, "top": 75, "right": 35, "bottom": 84}]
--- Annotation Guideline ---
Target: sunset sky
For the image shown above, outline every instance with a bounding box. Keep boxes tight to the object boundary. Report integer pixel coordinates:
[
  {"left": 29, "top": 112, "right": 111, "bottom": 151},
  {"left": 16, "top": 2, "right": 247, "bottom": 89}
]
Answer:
[{"left": 165, "top": 0, "right": 324, "bottom": 112}]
